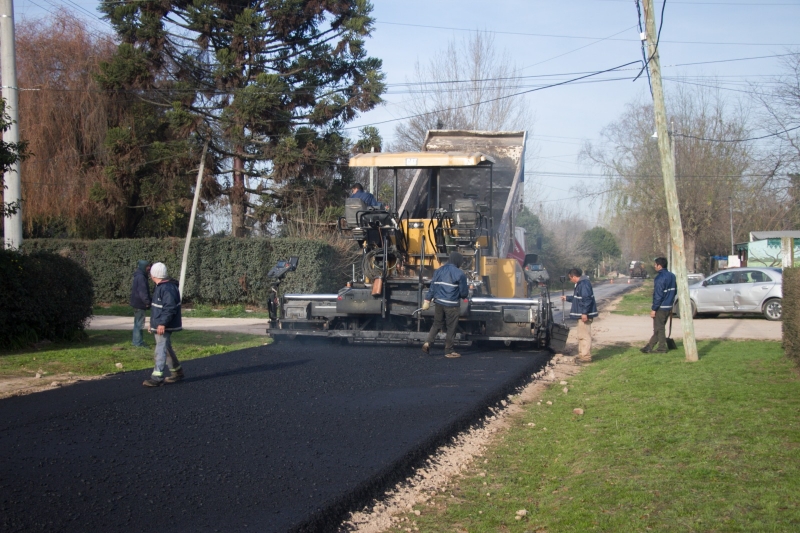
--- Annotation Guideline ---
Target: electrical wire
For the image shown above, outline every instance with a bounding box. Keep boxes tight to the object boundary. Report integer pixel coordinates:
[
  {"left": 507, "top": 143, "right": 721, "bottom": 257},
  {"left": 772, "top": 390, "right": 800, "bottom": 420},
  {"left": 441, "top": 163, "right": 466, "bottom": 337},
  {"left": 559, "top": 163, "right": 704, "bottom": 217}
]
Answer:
[{"left": 342, "top": 60, "right": 640, "bottom": 130}]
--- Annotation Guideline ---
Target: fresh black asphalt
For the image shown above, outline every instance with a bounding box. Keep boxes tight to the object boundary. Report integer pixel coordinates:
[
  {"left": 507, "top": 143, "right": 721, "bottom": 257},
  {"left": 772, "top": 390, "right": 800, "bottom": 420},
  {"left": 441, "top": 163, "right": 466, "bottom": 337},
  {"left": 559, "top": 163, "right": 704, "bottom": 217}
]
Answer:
[{"left": 0, "top": 341, "right": 551, "bottom": 533}]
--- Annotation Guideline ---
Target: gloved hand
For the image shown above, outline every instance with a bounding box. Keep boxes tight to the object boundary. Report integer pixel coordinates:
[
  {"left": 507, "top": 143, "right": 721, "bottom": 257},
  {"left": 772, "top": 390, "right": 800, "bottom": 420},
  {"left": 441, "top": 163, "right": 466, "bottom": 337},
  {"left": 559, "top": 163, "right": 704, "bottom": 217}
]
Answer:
[{"left": 422, "top": 300, "right": 431, "bottom": 311}]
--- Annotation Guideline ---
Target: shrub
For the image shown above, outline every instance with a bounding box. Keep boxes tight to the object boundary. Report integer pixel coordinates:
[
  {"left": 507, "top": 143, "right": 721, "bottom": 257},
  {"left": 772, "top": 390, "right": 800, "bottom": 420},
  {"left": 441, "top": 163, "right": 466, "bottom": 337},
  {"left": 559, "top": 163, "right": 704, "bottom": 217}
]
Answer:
[
  {"left": 783, "top": 267, "right": 799, "bottom": 366},
  {"left": 21, "top": 237, "right": 350, "bottom": 305},
  {"left": 0, "top": 249, "right": 93, "bottom": 348}
]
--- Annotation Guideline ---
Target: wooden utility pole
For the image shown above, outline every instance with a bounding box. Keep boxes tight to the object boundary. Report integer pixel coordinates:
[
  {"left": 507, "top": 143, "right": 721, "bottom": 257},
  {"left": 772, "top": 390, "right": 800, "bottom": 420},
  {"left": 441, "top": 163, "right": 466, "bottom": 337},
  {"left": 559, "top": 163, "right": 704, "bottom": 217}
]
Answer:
[
  {"left": 179, "top": 141, "right": 209, "bottom": 298},
  {"left": 642, "top": 0, "right": 698, "bottom": 362}
]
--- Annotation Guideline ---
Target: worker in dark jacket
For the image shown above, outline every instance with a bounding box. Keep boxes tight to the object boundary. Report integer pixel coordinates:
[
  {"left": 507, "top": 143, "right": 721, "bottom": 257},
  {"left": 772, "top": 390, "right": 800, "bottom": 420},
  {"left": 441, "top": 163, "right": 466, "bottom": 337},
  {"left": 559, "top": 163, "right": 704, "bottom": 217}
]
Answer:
[
  {"left": 350, "top": 183, "right": 384, "bottom": 209},
  {"left": 641, "top": 257, "right": 677, "bottom": 353},
  {"left": 142, "top": 262, "right": 184, "bottom": 387},
  {"left": 421, "top": 252, "right": 469, "bottom": 358},
  {"left": 129, "top": 260, "right": 151, "bottom": 348},
  {"left": 561, "top": 268, "right": 598, "bottom": 363}
]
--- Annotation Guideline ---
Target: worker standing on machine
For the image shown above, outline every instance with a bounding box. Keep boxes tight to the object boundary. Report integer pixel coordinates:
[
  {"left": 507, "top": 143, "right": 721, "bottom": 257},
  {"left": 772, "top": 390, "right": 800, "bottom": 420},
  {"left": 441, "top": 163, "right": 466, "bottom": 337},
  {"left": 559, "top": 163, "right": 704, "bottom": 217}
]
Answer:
[{"left": 421, "top": 252, "right": 469, "bottom": 358}]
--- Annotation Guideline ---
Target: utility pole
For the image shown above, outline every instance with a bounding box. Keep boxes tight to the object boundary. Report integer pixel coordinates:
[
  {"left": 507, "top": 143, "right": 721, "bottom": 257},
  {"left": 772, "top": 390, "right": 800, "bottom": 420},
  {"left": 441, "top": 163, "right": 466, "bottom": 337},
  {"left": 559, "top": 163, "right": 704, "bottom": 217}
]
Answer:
[
  {"left": 369, "top": 146, "right": 375, "bottom": 194},
  {"left": 642, "top": 0, "right": 698, "bottom": 362},
  {"left": 179, "top": 141, "right": 209, "bottom": 298},
  {"left": 1, "top": 0, "right": 22, "bottom": 249}
]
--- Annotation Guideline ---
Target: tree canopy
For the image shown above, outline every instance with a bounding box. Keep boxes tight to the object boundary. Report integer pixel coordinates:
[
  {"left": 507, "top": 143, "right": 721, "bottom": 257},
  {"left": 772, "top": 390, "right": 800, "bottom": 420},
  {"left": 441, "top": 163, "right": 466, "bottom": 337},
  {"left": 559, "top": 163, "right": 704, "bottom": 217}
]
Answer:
[{"left": 100, "top": 0, "right": 386, "bottom": 236}]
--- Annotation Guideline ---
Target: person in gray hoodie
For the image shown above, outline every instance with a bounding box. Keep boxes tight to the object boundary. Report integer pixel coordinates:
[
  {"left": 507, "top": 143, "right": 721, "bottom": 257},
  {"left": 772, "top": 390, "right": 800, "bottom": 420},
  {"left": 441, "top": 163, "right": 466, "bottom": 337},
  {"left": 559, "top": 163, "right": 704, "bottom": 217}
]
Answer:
[{"left": 129, "top": 260, "right": 151, "bottom": 347}]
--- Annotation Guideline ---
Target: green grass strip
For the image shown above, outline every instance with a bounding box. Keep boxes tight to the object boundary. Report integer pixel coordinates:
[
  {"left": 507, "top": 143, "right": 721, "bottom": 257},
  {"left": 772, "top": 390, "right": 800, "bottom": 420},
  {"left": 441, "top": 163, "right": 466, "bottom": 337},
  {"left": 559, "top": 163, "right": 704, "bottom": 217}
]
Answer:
[
  {"left": 93, "top": 304, "right": 271, "bottom": 319},
  {"left": 0, "top": 330, "right": 266, "bottom": 377},
  {"left": 612, "top": 281, "right": 654, "bottom": 316},
  {"left": 405, "top": 341, "right": 800, "bottom": 532}
]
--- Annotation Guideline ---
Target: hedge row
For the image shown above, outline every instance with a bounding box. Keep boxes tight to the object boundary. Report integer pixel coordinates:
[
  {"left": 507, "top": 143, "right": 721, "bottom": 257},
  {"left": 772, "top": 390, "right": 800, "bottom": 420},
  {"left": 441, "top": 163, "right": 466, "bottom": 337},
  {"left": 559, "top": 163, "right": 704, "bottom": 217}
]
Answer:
[
  {"left": 21, "top": 237, "right": 347, "bottom": 305},
  {"left": 783, "top": 267, "right": 799, "bottom": 366},
  {"left": 0, "top": 250, "right": 93, "bottom": 349}
]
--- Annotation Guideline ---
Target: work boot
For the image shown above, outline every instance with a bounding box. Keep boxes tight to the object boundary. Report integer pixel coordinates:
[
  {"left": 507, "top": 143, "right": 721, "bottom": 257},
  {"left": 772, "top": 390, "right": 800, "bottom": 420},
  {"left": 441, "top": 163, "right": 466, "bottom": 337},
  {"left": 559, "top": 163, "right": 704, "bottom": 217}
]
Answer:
[
  {"left": 165, "top": 368, "right": 184, "bottom": 383},
  {"left": 576, "top": 356, "right": 592, "bottom": 365},
  {"left": 652, "top": 346, "right": 668, "bottom": 353},
  {"left": 445, "top": 352, "right": 461, "bottom": 359},
  {"left": 421, "top": 343, "right": 430, "bottom": 354},
  {"left": 640, "top": 345, "right": 652, "bottom": 353},
  {"left": 142, "top": 378, "right": 164, "bottom": 387}
]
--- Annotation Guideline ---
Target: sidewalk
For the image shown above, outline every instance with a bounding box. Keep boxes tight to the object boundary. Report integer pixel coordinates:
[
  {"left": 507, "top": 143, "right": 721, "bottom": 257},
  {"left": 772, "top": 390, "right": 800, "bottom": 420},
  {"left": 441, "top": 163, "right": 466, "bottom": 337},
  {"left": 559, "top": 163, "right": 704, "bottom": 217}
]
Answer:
[
  {"left": 90, "top": 312, "right": 783, "bottom": 344},
  {"left": 587, "top": 311, "right": 783, "bottom": 346},
  {"left": 88, "top": 316, "right": 269, "bottom": 336}
]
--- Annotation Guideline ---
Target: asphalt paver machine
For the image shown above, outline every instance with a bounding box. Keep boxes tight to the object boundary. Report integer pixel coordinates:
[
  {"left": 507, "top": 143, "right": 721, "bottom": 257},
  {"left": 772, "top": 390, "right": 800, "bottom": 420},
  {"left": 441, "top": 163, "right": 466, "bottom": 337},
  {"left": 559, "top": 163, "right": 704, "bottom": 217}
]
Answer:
[{"left": 267, "top": 130, "right": 568, "bottom": 351}]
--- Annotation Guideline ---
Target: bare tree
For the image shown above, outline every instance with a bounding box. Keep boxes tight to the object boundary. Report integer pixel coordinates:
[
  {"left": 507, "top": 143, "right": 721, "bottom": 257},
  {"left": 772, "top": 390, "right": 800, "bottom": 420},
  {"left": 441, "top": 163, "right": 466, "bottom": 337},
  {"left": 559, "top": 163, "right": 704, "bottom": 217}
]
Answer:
[
  {"left": 583, "top": 85, "right": 764, "bottom": 271},
  {"left": 392, "top": 32, "right": 533, "bottom": 151},
  {"left": 753, "top": 51, "right": 800, "bottom": 228}
]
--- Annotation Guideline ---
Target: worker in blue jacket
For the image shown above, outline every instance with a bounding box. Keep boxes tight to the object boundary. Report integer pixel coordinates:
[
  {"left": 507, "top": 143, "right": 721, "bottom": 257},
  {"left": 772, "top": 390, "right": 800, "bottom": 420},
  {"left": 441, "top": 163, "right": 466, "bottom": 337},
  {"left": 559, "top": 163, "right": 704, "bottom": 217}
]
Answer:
[
  {"left": 641, "top": 257, "right": 677, "bottom": 353},
  {"left": 421, "top": 252, "right": 469, "bottom": 358},
  {"left": 129, "top": 260, "right": 151, "bottom": 348},
  {"left": 561, "top": 268, "right": 598, "bottom": 363},
  {"left": 350, "top": 183, "right": 384, "bottom": 209},
  {"left": 142, "top": 262, "right": 185, "bottom": 387}
]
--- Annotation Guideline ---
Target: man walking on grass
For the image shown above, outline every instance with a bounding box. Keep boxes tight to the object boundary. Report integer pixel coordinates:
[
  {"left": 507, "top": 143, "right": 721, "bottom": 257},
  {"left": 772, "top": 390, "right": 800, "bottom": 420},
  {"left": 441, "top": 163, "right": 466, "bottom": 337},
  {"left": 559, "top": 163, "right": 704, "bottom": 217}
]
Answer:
[
  {"left": 421, "top": 252, "right": 469, "bottom": 358},
  {"left": 561, "top": 268, "right": 598, "bottom": 363},
  {"left": 641, "top": 257, "right": 676, "bottom": 354},
  {"left": 142, "top": 262, "right": 185, "bottom": 387}
]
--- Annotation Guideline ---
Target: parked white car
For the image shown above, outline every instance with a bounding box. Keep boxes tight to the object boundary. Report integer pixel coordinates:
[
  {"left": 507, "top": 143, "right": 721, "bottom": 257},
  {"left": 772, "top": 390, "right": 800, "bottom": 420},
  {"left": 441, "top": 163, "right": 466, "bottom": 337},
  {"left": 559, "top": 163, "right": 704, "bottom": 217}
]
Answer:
[{"left": 681, "top": 267, "right": 782, "bottom": 320}]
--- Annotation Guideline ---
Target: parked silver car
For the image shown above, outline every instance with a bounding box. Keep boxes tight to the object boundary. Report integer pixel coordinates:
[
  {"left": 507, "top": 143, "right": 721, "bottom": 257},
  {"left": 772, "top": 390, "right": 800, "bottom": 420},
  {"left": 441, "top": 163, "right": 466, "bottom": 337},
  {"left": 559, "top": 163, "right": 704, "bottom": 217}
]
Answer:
[{"left": 681, "top": 267, "right": 782, "bottom": 320}]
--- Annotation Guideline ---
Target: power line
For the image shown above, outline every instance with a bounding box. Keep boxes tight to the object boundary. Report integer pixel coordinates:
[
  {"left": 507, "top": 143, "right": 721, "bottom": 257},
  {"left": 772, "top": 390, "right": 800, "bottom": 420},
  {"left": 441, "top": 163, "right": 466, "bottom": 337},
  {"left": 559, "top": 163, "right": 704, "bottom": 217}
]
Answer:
[
  {"left": 673, "top": 124, "right": 800, "bottom": 143},
  {"left": 343, "top": 60, "right": 640, "bottom": 130},
  {"left": 376, "top": 20, "right": 800, "bottom": 46}
]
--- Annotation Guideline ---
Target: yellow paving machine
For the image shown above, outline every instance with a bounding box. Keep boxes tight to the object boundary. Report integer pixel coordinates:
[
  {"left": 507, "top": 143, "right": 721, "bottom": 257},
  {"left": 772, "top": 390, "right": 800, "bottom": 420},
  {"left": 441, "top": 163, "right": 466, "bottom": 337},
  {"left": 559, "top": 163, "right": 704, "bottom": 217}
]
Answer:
[{"left": 267, "top": 130, "right": 568, "bottom": 351}]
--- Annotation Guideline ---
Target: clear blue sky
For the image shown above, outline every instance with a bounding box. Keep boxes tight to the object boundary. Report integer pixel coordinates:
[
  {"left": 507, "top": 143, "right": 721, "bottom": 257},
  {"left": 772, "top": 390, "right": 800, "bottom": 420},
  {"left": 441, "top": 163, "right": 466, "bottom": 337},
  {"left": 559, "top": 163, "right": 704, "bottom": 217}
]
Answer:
[{"left": 14, "top": 0, "right": 800, "bottom": 220}]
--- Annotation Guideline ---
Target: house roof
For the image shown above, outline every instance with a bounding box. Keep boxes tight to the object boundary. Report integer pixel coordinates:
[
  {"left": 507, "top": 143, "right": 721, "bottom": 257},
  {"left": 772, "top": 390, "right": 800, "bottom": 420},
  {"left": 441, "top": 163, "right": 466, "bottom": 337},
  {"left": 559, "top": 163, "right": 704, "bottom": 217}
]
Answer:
[{"left": 749, "top": 231, "right": 800, "bottom": 241}]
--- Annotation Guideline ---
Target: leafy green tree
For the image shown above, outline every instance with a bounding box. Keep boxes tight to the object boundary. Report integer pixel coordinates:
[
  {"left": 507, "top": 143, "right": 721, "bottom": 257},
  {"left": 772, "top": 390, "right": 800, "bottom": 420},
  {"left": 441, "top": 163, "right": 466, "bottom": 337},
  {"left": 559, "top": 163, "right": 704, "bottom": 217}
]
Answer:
[
  {"left": 579, "top": 226, "right": 621, "bottom": 274},
  {"left": 100, "top": 0, "right": 386, "bottom": 237}
]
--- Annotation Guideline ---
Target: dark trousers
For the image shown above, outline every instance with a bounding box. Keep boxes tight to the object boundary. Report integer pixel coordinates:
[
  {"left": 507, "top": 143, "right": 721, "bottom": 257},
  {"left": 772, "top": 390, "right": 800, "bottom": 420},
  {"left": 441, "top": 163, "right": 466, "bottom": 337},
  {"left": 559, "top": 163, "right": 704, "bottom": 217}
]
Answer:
[
  {"left": 647, "top": 309, "right": 671, "bottom": 350},
  {"left": 426, "top": 304, "right": 460, "bottom": 354}
]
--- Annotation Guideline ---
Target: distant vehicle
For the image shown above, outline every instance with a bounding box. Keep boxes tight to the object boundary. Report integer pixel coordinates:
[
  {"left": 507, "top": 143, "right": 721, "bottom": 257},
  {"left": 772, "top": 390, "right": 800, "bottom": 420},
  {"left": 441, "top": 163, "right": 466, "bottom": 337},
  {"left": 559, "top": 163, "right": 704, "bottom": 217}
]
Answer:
[
  {"left": 677, "top": 267, "right": 782, "bottom": 320},
  {"left": 686, "top": 273, "right": 705, "bottom": 285},
  {"left": 629, "top": 261, "right": 648, "bottom": 279}
]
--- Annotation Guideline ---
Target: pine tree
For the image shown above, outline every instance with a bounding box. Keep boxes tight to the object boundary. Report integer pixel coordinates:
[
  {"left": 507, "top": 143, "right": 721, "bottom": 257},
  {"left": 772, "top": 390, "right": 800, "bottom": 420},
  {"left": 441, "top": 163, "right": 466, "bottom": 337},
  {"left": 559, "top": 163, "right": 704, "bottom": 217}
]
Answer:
[{"left": 100, "top": 0, "right": 385, "bottom": 236}]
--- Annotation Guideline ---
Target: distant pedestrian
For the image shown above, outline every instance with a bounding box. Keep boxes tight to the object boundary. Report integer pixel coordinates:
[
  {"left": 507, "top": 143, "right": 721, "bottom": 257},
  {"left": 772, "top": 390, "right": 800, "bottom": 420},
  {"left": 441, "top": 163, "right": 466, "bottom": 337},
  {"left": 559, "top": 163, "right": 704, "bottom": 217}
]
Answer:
[
  {"left": 130, "top": 260, "right": 151, "bottom": 348},
  {"left": 561, "top": 268, "right": 598, "bottom": 363},
  {"left": 142, "top": 262, "right": 184, "bottom": 387},
  {"left": 641, "top": 257, "right": 677, "bottom": 353},
  {"left": 421, "top": 252, "right": 469, "bottom": 358}
]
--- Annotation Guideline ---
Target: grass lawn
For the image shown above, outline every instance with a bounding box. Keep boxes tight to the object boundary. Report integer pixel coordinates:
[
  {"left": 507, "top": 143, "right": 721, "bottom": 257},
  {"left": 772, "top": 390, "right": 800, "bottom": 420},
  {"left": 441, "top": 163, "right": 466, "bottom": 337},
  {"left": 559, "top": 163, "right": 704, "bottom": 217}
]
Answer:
[
  {"left": 93, "top": 303, "right": 271, "bottom": 319},
  {"left": 400, "top": 341, "right": 800, "bottom": 532},
  {"left": 0, "top": 330, "right": 266, "bottom": 378},
  {"left": 612, "top": 280, "right": 653, "bottom": 316}
]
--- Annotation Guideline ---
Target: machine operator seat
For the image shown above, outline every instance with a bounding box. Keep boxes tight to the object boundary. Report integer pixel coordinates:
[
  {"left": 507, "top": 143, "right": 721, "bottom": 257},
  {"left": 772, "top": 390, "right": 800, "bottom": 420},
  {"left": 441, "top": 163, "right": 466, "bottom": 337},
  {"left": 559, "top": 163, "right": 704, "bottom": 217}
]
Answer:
[
  {"left": 345, "top": 197, "right": 369, "bottom": 228},
  {"left": 452, "top": 198, "right": 478, "bottom": 228}
]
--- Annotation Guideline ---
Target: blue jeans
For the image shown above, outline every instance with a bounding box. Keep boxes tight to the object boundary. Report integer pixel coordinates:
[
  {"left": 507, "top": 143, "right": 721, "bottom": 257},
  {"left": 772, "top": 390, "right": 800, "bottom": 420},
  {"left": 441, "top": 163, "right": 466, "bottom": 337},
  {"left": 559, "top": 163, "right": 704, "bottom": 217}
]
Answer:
[
  {"left": 151, "top": 331, "right": 181, "bottom": 382},
  {"left": 132, "top": 309, "right": 148, "bottom": 347}
]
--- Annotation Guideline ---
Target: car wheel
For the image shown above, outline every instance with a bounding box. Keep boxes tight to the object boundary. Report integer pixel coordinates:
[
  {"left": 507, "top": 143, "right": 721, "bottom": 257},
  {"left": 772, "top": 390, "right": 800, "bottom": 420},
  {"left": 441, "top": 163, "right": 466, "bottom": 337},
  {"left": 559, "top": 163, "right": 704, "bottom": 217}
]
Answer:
[
  {"left": 673, "top": 300, "right": 697, "bottom": 319},
  {"left": 762, "top": 298, "right": 782, "bottom": 321}
]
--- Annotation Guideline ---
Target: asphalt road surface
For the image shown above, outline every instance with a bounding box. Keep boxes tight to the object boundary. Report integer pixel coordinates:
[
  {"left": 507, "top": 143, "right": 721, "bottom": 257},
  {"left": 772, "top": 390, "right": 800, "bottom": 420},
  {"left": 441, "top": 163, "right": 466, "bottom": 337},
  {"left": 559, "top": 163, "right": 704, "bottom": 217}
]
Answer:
[{"left": 0, "top": 342, "right": 551, "bottom": 533}]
